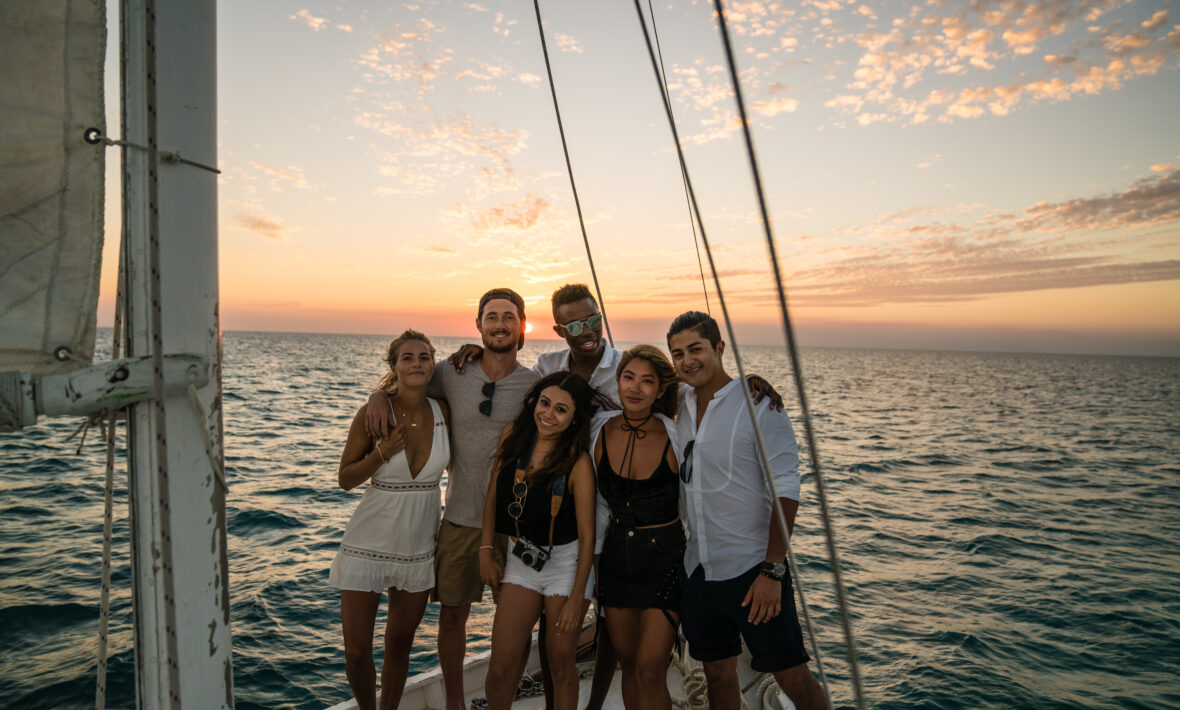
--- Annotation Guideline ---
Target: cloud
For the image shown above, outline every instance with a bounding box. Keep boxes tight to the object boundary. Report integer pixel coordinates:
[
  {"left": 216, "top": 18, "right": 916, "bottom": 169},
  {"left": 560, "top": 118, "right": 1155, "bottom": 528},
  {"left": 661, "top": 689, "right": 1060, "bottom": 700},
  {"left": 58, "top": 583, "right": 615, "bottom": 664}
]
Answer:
[
  {"left": 1142, "top": 9, "right": 1169, "bottom": 31},
  {"left": 237, "top": 211, "right": 285, "bottom": 240},
  {"left": 1018, "top": 168, "right": 1180, "bottom": 233},
  {"left": 752, "top": 97, "right": 799, "bottom": 116},
  {"left": 821, "top": 1, "right": 1179, "bottom": 126},
  {"left": 467, "top": 193, "right": 551, "bottom": 231},
  {"left": 627, "top": 165, "right": 1180, "bottom": 310},
  {"left": 291, "top": 9, "right": 328, "bottom": 31},
  {"left": 555, "top": 33, "right": 584, "bottom": 54},
  {"left": 247, "top": 162, "right": 311, "bottom": 191}
]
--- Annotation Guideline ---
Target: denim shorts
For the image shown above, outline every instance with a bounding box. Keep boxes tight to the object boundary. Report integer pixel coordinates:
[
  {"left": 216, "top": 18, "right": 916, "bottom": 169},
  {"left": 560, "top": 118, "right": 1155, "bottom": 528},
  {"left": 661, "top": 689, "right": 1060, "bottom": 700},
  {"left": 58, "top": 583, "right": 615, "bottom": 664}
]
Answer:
[
  {"left": 501, "top": 540, "right": 594, "bottom": 600},
  {"left": 680, "top": 563, "right": 810, "bottom": 673}
]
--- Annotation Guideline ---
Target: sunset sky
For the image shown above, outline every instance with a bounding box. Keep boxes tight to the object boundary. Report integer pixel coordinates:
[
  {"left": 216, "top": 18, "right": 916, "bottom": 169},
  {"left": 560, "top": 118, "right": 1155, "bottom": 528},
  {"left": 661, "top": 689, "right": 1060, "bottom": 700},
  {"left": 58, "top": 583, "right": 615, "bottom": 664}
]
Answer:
[{"left": 98, "top": 0, "right": 1180, "bottom": 355}]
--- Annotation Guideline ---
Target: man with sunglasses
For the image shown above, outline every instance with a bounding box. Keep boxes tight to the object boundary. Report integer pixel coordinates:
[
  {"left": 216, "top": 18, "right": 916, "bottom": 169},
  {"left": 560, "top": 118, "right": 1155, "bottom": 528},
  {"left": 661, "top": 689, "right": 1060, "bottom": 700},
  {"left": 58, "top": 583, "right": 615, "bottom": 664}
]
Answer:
[
  {"left": 533, "top": 284, "right": 620, "bottom": 399},
  {"left": 666, "top": 311, "right": 825, "bottom": 710},
  {"left": 366, "top": 287, "right": 538, "bottom": 710}
]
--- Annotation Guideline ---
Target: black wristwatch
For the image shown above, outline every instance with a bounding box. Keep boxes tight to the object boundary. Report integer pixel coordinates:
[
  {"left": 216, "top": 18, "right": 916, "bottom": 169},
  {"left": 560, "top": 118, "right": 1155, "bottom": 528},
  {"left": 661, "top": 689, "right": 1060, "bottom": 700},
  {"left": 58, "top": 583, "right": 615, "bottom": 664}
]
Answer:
[{"left": 759, "top": 560, "right": 786, "bottom": 581}]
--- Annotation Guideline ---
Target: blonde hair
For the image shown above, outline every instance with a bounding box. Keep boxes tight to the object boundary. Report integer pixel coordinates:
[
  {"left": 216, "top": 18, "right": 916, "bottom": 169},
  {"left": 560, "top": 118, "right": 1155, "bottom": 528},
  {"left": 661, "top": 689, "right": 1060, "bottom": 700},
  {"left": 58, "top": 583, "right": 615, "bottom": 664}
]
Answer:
[
  {"left": 375, "top": 329, "right": 435, "bottom": 392},
  {"left": 616, "top": 344, "right": 680, "bottom": 418}
]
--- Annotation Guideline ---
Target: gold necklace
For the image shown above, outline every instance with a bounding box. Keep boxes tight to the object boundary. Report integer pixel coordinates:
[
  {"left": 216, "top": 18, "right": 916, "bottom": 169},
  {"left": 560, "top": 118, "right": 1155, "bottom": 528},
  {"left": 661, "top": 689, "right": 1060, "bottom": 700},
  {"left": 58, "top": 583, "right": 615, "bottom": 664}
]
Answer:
[{"left": 394, "top": 399, "right": 426, "bottom": 427}]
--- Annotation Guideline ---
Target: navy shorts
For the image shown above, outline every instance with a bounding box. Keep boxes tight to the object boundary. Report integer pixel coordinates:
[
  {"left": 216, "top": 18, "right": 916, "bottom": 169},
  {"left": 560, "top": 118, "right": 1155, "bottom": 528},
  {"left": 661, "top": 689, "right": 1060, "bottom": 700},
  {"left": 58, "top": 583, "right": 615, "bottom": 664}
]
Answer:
[{"left": 680, "top": 563, "right": 810, "bottom": 673}]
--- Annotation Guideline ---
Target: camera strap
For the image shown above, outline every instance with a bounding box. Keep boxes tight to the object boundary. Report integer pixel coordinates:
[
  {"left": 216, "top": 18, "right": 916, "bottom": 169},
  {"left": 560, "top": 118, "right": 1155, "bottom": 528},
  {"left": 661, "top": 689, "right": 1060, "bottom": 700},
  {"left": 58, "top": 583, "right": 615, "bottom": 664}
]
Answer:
[
  {"left": 547, "top": 473, "right": 568, "bottom": 557},
  {"left": 511, "top": 437, "right": 569, "bottom": 557}
]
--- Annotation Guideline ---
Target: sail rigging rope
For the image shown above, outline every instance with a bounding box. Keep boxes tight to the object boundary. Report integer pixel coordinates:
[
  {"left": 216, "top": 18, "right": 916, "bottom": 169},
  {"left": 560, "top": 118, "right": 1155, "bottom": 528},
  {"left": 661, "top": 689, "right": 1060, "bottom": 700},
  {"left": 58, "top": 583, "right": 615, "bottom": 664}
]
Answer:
[
  {"left": 95, "top": 149, "right": 132, "bottom": 709},
  {"left": 708, "top": 0, "right": 866, "bottom": 706},
  {"left": 140, "top": 2, "right": 184, "bottom": 703},
  {"left": 528, "top": 0, "right": 614, "bottom": 347},
  {"left": 626, "top": 2, "right": 833, "bottom": 703},
  {"left": 642, "top": 0, "right": 711, "bottom": 315}
]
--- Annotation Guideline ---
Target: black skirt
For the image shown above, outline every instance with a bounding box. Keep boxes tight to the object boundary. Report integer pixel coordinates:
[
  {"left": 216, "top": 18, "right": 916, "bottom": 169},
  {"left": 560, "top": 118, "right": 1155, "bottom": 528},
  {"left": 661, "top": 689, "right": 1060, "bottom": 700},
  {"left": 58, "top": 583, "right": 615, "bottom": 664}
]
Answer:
[{"left": 598, "top": 521, "right": 685, "bottom": 611}]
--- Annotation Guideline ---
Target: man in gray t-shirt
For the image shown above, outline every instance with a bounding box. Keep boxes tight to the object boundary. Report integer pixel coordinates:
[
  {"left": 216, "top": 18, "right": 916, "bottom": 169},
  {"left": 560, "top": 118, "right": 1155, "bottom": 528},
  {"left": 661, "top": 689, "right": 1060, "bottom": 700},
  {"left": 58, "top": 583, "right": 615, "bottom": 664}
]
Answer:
[{"left": 367, "top": 287, "right": 535, "bottom": 710}]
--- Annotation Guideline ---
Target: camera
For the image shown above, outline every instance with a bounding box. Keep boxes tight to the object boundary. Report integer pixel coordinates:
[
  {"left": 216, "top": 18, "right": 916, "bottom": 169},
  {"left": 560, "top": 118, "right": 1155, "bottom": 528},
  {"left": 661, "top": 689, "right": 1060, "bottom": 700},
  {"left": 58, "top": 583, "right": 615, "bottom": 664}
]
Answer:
[{"left": 511, "top": 538, "right": 549, "bottom": 571}]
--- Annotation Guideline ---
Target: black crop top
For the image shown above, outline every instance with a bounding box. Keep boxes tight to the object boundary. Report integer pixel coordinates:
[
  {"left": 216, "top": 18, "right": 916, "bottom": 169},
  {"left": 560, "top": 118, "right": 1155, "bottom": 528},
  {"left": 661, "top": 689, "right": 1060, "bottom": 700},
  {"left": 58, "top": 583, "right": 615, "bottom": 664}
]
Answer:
[
  {"left": 596, "top": 435, "right": 679, "bottom": 529},
  {"left": 493, "top": 459, "right": 579, "bottom": 547}
]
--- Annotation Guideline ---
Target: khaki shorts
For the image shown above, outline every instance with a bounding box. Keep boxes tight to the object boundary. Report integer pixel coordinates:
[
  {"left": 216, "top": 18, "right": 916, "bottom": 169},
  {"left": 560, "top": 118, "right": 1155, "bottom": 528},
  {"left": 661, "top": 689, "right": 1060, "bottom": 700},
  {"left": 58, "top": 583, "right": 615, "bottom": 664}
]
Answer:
[{"left": 433, "top": 520, "right": 507, "bottom": 606}]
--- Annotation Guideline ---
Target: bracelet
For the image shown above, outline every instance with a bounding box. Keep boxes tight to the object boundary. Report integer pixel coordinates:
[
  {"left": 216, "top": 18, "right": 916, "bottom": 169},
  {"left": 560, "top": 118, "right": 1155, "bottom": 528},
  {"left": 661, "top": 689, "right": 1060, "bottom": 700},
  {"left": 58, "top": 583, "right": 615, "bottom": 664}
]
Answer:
[
  {"left": 479, "top": 545, "right": 494, "bottom": 550},
  {"left": 374, "top": 446, "right": 387, "bottom": 463}
]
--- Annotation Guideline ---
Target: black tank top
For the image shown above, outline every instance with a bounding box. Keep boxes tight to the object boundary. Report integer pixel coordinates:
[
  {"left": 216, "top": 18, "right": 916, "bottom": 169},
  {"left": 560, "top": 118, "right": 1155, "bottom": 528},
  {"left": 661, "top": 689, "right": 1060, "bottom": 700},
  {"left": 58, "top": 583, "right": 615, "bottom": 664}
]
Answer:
[
  {"left": 494, "top": 459, "right": 579, "bottom": 547},
  {"left": 596, "top": 433, "right": 679, "bottom": 528}
]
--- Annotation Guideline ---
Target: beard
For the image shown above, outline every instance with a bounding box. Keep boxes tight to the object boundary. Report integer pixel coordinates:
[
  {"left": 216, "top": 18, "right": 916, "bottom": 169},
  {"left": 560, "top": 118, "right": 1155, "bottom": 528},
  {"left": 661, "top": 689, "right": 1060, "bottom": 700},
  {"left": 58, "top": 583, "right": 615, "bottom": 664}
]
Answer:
[{"left": 483, "top": 330, "right": 519, "bottom": 353}]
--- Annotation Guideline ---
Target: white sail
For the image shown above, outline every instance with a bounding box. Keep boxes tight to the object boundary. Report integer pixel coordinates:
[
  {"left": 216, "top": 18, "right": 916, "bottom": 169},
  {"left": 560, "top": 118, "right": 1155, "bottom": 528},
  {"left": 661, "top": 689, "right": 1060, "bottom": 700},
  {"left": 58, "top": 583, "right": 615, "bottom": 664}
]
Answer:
[{"left": 0, "top": 0, "right": 106, "bottom": 375}]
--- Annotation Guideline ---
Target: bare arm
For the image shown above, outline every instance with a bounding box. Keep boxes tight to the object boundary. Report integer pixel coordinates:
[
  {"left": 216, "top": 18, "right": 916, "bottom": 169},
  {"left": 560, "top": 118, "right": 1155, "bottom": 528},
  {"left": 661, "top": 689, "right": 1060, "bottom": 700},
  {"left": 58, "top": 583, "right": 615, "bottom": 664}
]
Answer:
[
  {"left": 338, "top": 406, "right": 405, "bottom": 491},
  {"left": 448, "top": 343, "right": 483, "bottom": 374},
  {"left": 479, "top": 425, "right": 512, "bottom": 592},
  {"left": 742, "top": 496, "right": 799, "bottom": 624},
  {"left": 363, "top": 390, "right": 396, "bottom": 439},
  {"left": 556, "top": 453, "right": 596, "bottom": 635},
  {"left": 746, "top": 374, "right": 784, "bottom": 411}
]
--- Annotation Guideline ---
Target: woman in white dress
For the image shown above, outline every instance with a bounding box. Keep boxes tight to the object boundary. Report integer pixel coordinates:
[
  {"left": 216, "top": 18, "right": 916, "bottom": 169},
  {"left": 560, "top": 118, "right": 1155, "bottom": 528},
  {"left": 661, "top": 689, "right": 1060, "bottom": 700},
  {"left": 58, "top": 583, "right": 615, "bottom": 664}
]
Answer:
[{"left": 330, "top": 329, "right": 451, "bottom": 710}]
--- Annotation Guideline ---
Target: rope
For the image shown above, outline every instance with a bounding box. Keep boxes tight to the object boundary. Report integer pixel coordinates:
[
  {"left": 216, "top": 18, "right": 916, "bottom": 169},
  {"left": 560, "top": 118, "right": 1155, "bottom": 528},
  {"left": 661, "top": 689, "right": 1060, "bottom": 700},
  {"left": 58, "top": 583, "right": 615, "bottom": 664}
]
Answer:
[
  {"left": 643, "top": 0, "right": 711, "bottom": 315},
  {"left": 528, "top": 0, "right": 614, "bottom": 347},
  {"left": 628, "top": 1, "right": 835, "bottom": 706},
  {"left": 143, "top": 3, "right": 184, "bottom": 704},
  {"left": 709, "top": 2, "right": 865, "bottom": 707},
  {"left": 101, "top": 136, "right": 221, "bottom": 174},
  {"left": 96, "top": 166, "right": 130, "bottom": 710}
]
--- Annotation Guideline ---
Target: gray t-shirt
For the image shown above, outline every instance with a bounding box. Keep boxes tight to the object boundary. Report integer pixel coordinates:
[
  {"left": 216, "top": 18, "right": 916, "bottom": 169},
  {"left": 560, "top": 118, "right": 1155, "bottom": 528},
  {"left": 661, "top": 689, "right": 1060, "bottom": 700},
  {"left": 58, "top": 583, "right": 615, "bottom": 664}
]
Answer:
[{"left": 429, "top": 359, "right": 539, "bottom": 528}]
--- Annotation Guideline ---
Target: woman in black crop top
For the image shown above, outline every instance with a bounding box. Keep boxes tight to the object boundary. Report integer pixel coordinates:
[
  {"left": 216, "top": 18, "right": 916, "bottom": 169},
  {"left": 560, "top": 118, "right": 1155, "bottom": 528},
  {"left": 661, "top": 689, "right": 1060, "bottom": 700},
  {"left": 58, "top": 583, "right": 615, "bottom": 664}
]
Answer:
[
  {"left": 593, "top": 344, "right": 684, "bottom": 710},
  {"left": 478, "top": 371, "right": 600, "bottom": 710}
]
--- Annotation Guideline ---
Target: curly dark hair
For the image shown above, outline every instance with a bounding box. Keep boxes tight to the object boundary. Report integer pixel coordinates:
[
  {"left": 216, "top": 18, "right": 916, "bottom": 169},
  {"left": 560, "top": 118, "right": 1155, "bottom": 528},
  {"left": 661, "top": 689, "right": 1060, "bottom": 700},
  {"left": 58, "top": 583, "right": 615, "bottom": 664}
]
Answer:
[
  {"left": 550, "top": 283, "right": 596, "bottom": 314},
  {"left": 492, "top": 371, "right": 602, "bottom": 492}
]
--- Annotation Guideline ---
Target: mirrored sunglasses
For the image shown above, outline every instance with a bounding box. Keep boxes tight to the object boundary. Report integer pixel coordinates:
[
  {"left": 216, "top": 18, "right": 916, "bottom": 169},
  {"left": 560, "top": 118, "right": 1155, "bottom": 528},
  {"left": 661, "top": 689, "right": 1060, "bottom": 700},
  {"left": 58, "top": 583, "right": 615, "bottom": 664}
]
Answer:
[{"left": 560, "top": 313, "right": 603, "bottom": 337}]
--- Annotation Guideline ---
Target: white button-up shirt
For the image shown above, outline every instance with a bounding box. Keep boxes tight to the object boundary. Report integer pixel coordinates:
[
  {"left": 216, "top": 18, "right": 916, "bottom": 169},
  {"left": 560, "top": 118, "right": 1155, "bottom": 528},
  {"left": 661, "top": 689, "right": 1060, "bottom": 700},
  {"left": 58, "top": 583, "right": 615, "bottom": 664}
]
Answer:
[
  {"left": 534, "top": 345, "right": 622, "bottom": 404},
  {"left": 675, "top": 378, "right": 800, "bottom": 581}
]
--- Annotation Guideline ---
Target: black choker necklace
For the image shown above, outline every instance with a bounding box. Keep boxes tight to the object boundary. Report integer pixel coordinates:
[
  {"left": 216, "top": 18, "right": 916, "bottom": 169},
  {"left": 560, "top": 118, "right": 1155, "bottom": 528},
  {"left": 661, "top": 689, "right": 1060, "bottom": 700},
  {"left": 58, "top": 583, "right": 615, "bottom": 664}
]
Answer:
[{"left": 621, "top": 411, "right": 653, "bottom": 438}]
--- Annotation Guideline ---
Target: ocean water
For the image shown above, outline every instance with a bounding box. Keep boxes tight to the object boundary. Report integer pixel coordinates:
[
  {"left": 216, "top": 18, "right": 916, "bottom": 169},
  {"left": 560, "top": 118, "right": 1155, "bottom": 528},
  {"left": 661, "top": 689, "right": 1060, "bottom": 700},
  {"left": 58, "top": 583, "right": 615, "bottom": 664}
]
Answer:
[{"left": 1, "top": 331, "right": 1178, "bottom": 709}]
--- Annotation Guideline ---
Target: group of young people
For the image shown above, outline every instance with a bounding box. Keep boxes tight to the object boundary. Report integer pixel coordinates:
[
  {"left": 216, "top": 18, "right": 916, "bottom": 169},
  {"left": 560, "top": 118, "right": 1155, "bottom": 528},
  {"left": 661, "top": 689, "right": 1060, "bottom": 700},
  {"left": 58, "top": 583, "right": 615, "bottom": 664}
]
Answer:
[{"left": 328, "top": 285, "right": 825, "bottom": 710}]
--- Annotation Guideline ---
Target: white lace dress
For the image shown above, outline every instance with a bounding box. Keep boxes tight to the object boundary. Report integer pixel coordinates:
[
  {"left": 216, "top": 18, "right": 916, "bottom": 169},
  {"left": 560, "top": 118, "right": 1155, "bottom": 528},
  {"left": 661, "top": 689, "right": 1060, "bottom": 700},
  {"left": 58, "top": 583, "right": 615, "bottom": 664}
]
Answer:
[{"left": 329, "top": 398, "right": 449, "bottom": 593}]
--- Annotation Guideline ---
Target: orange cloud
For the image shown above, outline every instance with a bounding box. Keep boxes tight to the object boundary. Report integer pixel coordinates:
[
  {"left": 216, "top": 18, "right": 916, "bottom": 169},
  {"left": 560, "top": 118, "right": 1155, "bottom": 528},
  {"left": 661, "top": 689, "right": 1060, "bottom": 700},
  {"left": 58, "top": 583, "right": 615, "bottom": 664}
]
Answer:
[{"left": 237, "top": 212, "right": 286, "bottom": 240}]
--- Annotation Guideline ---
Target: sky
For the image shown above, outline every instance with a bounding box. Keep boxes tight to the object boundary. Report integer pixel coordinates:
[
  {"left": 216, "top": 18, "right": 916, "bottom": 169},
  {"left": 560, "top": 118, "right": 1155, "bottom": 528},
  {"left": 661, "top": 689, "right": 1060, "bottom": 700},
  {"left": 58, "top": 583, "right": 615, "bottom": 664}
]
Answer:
[{"left": 98, "top": 0, "right": 1180, "bottom": 356}]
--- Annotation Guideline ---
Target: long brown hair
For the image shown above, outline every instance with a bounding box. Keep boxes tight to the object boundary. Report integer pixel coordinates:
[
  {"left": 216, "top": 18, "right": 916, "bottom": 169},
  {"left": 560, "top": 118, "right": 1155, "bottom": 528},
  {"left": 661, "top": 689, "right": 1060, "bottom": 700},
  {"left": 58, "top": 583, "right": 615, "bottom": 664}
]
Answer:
[
  {"left": 375, "top": 329, "right": 435, "bottom": 393},
  {"left": 492, "top": 371, "right": 602, "bottom": 491},
  {"left": 616, "top": 344, "right": 680, "bottom": 418}
]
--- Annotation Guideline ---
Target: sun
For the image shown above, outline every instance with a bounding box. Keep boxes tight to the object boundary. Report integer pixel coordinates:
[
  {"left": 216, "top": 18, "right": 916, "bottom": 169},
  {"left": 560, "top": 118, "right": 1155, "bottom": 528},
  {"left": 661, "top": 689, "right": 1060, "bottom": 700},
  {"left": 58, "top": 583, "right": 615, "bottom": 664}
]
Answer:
[{"left": 524, "top": 322, "right": 534, "bottom": 334}]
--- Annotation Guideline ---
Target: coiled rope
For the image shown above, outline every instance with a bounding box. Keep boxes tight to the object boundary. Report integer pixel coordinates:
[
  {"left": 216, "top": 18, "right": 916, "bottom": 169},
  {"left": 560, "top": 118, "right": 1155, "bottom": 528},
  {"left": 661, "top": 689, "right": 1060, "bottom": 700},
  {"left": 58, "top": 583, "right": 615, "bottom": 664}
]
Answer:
[{"left": 528, "top": 0, "right": 614, "bottom": 347}]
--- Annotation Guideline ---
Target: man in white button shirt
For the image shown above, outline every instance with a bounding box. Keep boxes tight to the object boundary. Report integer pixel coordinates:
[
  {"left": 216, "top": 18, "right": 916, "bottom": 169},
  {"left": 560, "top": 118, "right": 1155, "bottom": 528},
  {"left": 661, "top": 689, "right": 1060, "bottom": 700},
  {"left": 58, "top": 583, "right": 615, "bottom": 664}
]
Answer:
[{"left": 667, "top": 311, "right": 824, "bottom": 710}]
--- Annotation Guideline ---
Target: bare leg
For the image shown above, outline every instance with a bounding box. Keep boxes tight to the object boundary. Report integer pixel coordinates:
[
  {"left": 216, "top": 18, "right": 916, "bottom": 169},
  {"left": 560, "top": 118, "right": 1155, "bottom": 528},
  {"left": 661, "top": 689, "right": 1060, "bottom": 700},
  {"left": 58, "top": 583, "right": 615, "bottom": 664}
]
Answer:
[
  {"left": 538, "top": 610, "right": 553, "bottom": 710},
  {"left": 772, "top": 662, "right": 826, "bottom": 710},
  {"left": 543, "top": 595, "right": 591, "bottom": 710},
  {"left": 438, "top": 603, "right": 472, "bottom": 710},
  {"left": 631, "top": 609, "right": 677, "bottom": 710},
  {"left": 485, "top": 584, "right": 544, "bottom": 710},
  {"left": 584, "top": 612, "right": 617, "bottom": 710},
  {"left": 605, "top": 608, "right": 640, "bottom": 710},
  {"left": 701, "top": 657, "right": 741, "bottom": 710},
  {"left": 378, "top": 587, "right": 430, "bottom": 709},
  {"left": 341, "top": 590, "right": 382, "bottom": 710}
]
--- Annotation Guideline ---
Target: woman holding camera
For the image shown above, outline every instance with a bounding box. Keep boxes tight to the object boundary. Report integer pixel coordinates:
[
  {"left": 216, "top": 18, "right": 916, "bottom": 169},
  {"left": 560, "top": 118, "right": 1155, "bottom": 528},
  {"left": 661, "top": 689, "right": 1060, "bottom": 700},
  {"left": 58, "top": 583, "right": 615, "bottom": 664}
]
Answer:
[{"left": 479, "top": 371, "right": 600, "bottom": 710}]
